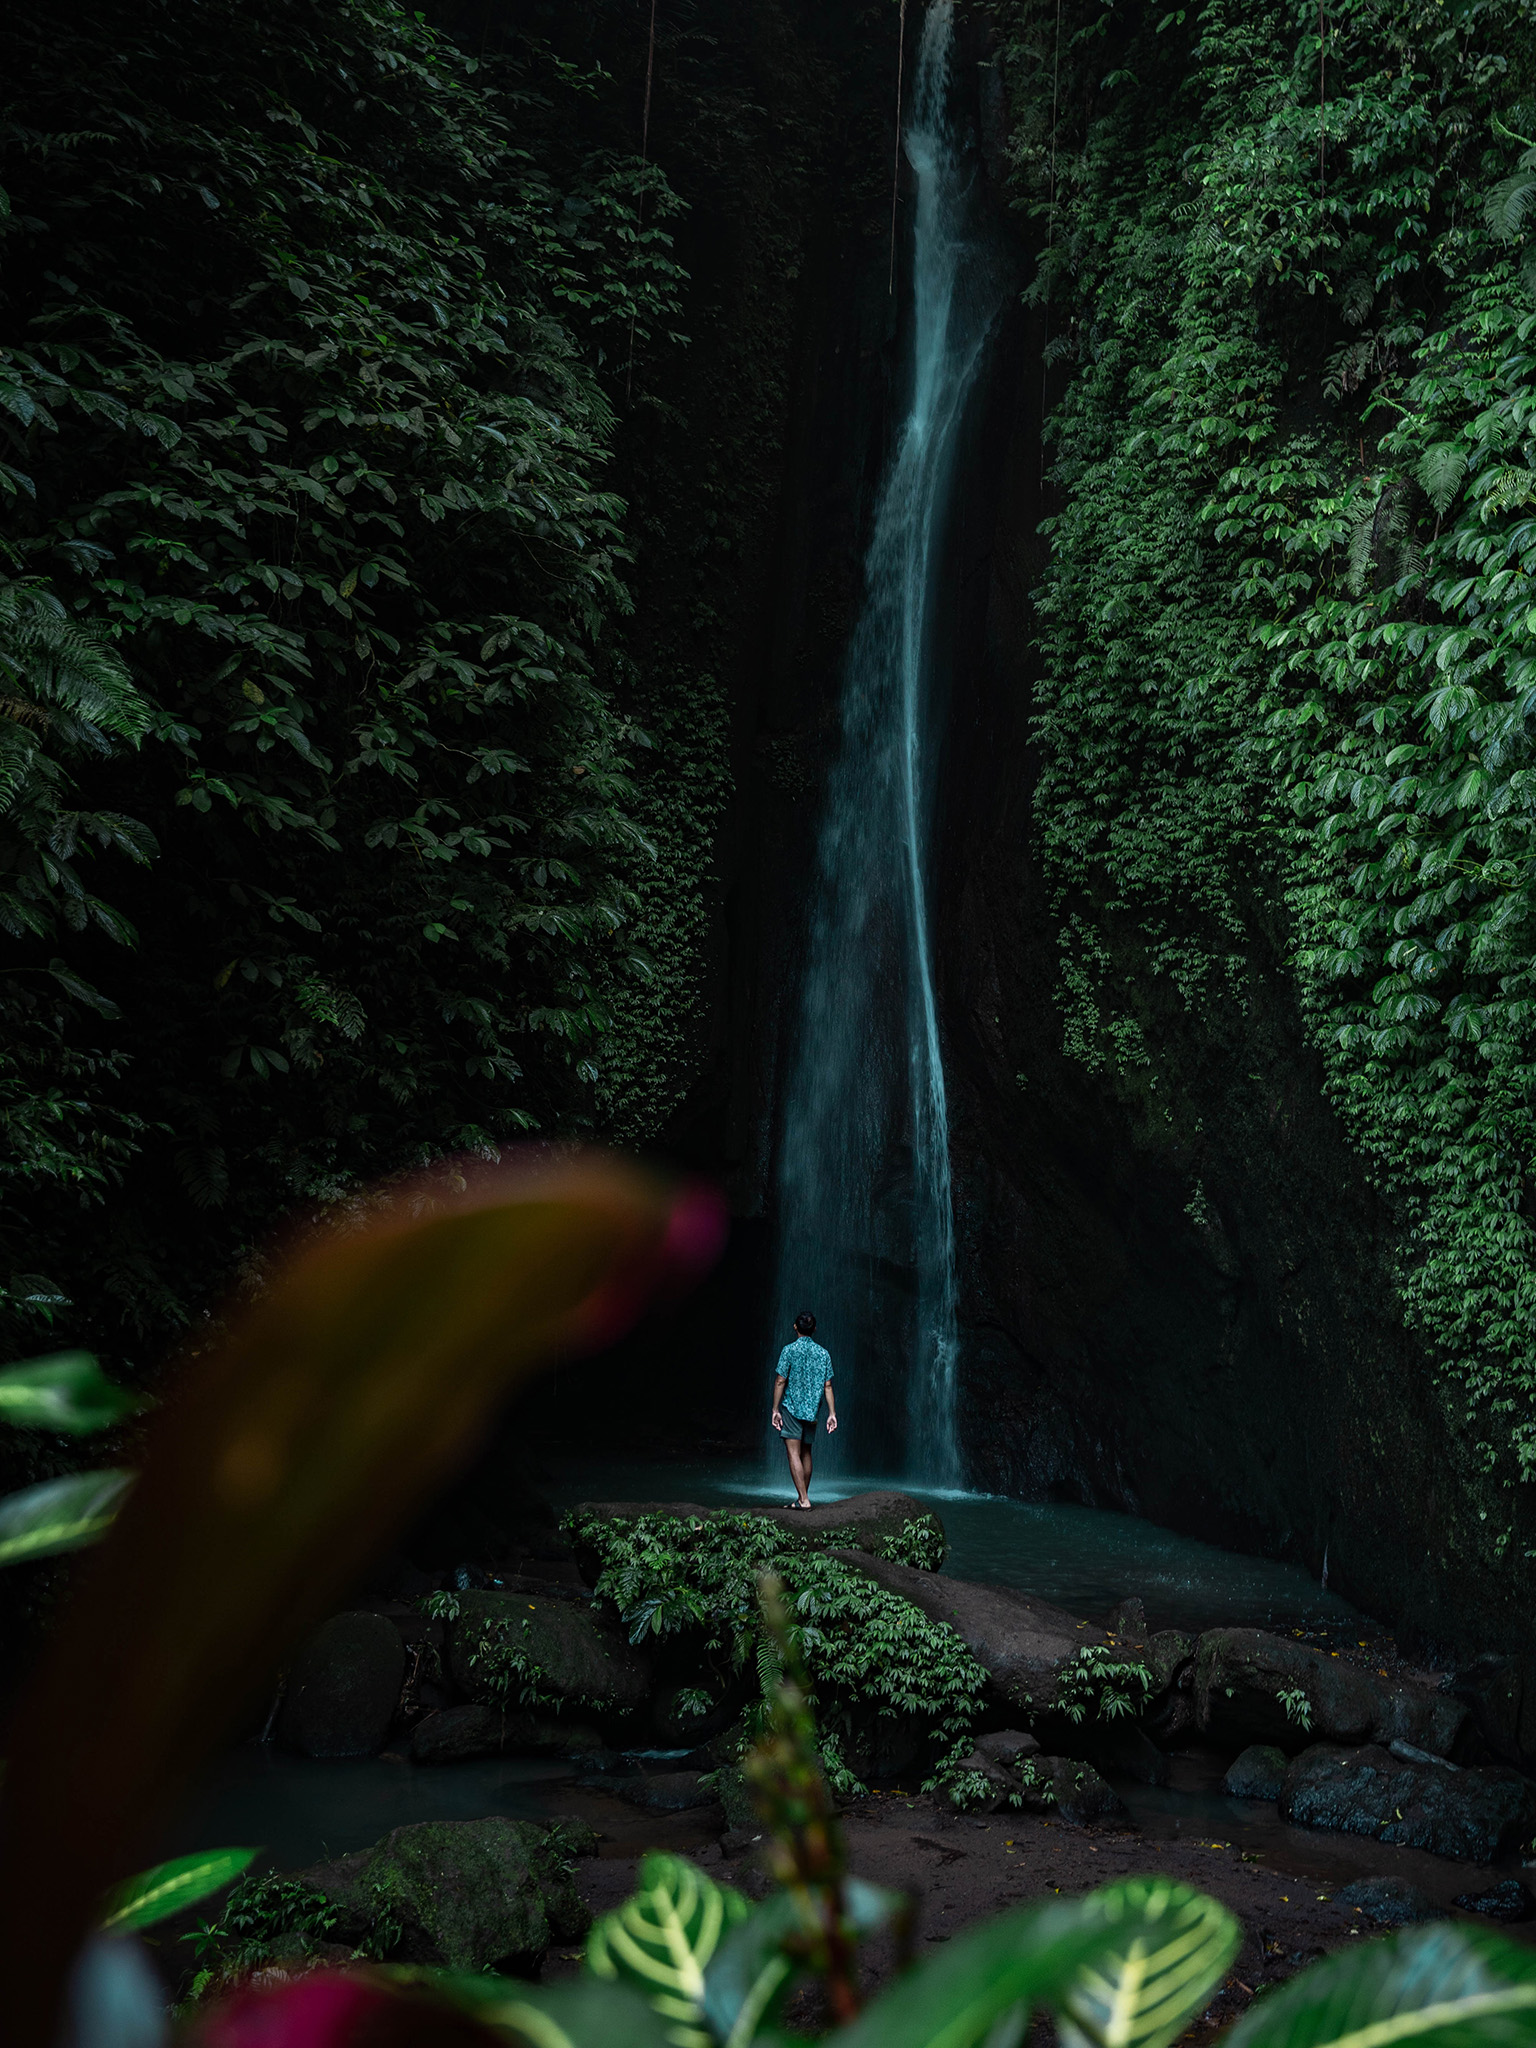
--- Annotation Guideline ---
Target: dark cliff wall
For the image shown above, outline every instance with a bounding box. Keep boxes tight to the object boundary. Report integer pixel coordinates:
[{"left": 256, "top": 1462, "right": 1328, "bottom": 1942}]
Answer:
[{"left": 930, "top": 163, "right": 1536, "bottom": 1682}]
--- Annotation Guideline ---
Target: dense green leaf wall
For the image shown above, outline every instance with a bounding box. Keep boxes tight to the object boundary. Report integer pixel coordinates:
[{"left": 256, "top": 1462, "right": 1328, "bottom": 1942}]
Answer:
[
  {"left": 998, "top": 0, "right": 1536, "bottom": 1496},
  {"left": 0, "top": 0, "right": 694, "bottom": 1358}
]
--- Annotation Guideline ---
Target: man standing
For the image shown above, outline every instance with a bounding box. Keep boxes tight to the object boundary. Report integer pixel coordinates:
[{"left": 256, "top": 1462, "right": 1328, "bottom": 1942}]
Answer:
[{"left": 771, "top": 1310, "right": 837, "bottom": 1509}]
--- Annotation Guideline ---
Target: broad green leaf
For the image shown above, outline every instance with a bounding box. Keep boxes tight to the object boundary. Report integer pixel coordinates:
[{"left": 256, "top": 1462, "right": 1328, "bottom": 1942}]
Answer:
[
  {"left": 0, "top": 1157, "right": 721, "bottom": 2044},
  {"left": 0, "top": 1352, "right": 143, "bottom": 1435},
  {"left": 703, "top": 1876, "right": 905, "bottom": 2048},
  {"left": 100, "top": 1845, "right": 257, "bottom": 1930},
  {"left": 834, "top": 1893, "right": 1166, "bottom": 2048},
  {"left": 1057, "top": 1878, "right": 1240, "bottom": 2048},
  {"left": 1224, "top": 1921, "right": 1536, "bottom": 2048},
  {"left": 389, "top": 1969, "right": 675, "bottom": 2048},
  {"left": 0, "top": 1469, "right": 133, "bottom": 1566},
  {"left": 588, "top": 1852, "right": 752, "bottom": 2048}
]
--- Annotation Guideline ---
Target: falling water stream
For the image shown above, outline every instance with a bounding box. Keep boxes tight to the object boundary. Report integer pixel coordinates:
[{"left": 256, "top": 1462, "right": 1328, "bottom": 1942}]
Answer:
[{"left": 772, "top": 0, "right": 1003, "bottom": 1483}]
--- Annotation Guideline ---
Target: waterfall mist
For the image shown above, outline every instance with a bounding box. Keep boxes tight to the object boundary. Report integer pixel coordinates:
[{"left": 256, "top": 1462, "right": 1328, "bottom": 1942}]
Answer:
[{"left": 769, "top": 0, "right": 1005, "bottom": 1485}]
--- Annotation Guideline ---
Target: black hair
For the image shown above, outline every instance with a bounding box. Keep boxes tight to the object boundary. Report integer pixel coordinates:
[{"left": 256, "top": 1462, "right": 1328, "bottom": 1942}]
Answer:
[{"left": 793, "top": 1310, "right": 816, "bottom": 1335}]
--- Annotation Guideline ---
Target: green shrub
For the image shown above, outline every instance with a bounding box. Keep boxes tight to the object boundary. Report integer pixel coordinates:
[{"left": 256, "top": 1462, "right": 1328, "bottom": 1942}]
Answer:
[{"left": 563, "top": 1509, "right": 985, "bottom": 1794}]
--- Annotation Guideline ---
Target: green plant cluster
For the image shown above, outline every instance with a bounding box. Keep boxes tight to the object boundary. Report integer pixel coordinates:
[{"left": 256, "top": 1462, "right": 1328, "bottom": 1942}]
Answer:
[
  {"left": 998, "top": 0, "right": 1536, "bottom": 1487},
  {"left": 1054, "top": 1644, "right": 1157, "bottom": 1726},
  {"left": 0, "top": 0, "right": 686, "bottom": 1360},
  {"left": 563, "top": 1508, "right": 983, "bottom": 1794}
]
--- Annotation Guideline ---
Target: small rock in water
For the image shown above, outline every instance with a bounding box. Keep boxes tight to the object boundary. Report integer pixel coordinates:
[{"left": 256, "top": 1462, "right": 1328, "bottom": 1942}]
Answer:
[
  {"left": 1223, "top": 1744, "right": 1288, "bottom": 1801},
  {"left": 1335, "top": 1877, "right": 1443, "bottom": 1927},
  {"left": 1104, "top": 1597, "right": 1149, "bottom": 1636},
  {"left": 619, "top": 1770, "right": 721, "bottom": 1813},
  {"left": 1453, "top": 1879, "right": 1534, "bottom": 1922}
]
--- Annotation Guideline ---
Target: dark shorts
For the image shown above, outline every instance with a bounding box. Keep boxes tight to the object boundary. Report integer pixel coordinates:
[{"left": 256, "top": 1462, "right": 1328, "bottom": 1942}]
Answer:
[{"left": 779, "top": 1406, "right": 819, "bottom": 1443}]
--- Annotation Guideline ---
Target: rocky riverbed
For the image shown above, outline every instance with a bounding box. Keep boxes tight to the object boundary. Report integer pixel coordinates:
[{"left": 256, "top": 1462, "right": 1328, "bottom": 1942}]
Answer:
[{"left": 170, "top": 1491, "right": 1536, "bottom": 2007}]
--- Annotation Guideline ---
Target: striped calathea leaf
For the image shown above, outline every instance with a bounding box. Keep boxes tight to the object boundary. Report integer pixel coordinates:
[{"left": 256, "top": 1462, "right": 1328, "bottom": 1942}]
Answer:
[
  {"left": 1058, "top": 1877, "right": 1240, "bottom": 2048},
  {"left": 1223, "top": 1921, "right": 1536, "bottom": 2048},
  {"left": 586, "top": 1852, "right": 752, "bottom": 2048}
]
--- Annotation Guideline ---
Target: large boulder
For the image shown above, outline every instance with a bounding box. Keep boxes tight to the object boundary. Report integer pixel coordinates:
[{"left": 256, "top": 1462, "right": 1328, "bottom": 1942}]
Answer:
[
  {"left": 447, "top": 1590, "right": 648, "bottom": 1721},
  {"left": 277, "top": 1612, "right": 405, "bottom": 1758},
  {"left": 1280, "top": 1744, "right": 1536, "bottom": 1862},
  {"left": 298, "top": 1816, "right": 595, "bottom": 1975},
  {"left": 1194, "top": 1630, "right": 1468, "bottom": 1757},
  {"left": 410, "top": 1704, "right": 603, "bottom": 1764},
  {"left": 569, "top": 1492, "right": 946, "bottom": 1580},
  {"left": 831, "top": 1551, "right": 1105, "bottom": 1713}
]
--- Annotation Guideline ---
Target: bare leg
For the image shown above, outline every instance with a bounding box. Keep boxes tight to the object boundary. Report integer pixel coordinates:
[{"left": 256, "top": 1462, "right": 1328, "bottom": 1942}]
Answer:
[
  {"left": 785, "top": 1439, "right": 811, "bottom": 1507},
  {"left": 801, "top": 1440, "right": 814, "bottom": 1500}
]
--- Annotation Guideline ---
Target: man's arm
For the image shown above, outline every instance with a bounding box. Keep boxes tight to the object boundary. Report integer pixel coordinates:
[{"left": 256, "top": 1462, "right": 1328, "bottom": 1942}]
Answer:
[
  {"left": 824, "top": 1379, "right": 837, "bottom": 1432},
  {"left": 772, "top": 1373, "right": 787, "bottom": 1432}
]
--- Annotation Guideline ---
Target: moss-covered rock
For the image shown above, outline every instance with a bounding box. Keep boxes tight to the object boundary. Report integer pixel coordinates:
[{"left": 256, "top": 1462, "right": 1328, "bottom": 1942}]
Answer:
[
  {"left": 298, "top": 1816, "right": 596, "bottom": 1975},
  {"left": 446, "top": 1590, "right": 648, "bottom": 1720}
]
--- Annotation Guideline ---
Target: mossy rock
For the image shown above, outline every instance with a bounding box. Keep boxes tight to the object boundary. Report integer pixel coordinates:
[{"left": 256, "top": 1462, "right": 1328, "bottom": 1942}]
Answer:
[
  {"left": 299, "top": 1816, "right": 595, "bottom": 1975},
  {"left": 447, "top": 1589, "right": 649, "bottom": 1719}
]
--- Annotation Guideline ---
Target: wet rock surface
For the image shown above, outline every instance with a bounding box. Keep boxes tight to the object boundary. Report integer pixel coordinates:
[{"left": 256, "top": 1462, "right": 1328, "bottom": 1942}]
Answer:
[
  {"left": 298, "top": 1816, "right": 597, "bottom": 1974},
  {"left": 1280, "top": 1743, "right": 1536, "bottom": 1862},
  {"left": 1195, "top": 1630, "right": 1468, "bottom": 1757},
  {"left": 1334, "top": 1877, "right": 1443, "bottom": 1926},
  {"left": 829, "top": 1551, "right": 1105, "bottom": 1711},
  {"left": 411, "top": 1704, "right": 603, "bottom": 1765},
  {"left": 277, "top": 1611, "right": 406, "bottom": 1759},
  {"left": 1224, "top": 1745, "right": 1288, "bottom": 1801},
  {"left": 1453, "top": 1879, "right": 1535, "bottom": 1922}
]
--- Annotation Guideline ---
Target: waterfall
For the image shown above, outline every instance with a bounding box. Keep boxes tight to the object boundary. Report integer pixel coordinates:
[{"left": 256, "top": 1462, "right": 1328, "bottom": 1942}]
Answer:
[{"left": 770, "top": 0, "right": 1002, "bottom": 1486}]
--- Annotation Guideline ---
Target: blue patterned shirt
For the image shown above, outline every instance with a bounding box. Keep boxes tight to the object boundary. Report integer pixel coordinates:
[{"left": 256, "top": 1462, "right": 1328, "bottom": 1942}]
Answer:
[{"left": 775, "top": 1336, "right": 832, "bottom": 1421}]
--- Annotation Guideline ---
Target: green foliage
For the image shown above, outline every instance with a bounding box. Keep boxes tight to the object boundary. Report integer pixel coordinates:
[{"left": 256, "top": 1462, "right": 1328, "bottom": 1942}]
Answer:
[
  {"left": 0, "top": 1350, "right": 143, "bottom": 1434},
  {"left": 0, "top": 1346, "right": 138, "bottom": 1565},
  {"left": 1225, "top": 1920, "right": 1536, "bottom": 2046},
  {"left": 871, "top": 1516, "right": 948, "bottom": 1572},
  {"left": 0, "top": 0, "right": 687, "bottom": 1355},
  {"left": 98, "top": 1845, "right": 256, "bottom": 1933},
  {"left": 587, "top": 1852, "right": 753, "bottom": 2048},
  {"left": 461, "top": 1609, "right": 596, "bottom": 1717},
  {"left": 189, "top": 1871, "right": 344, "bottom": 1976},
  {"left": 999, "top": 0, "right": 1536, "bottom": 1488},
  {"left": 1276, "top": 1684, "right": 1313, "bottom": 1731},
  {"left": 564, "top": 1509, "right": 987, "bottom": 1794},
  {"left": 1060, "top": 1879, "right": 1240, "bottom": 2048},
  {"left": 1055, "top": 1645, "right": 1157, "bottom": 1727}
]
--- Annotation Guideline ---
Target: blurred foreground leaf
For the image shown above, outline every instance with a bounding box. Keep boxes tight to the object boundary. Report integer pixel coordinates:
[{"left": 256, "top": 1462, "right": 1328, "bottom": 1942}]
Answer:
[
  {"left": 1060, "top": 1877, "right": 1240, "bottom": 2048},
  {"left": 0, "top": 1351, "right": 144, "bottom": 1434},
  {"left": 832, "top": 1895, "right": 1163, "bottom": 2048},
  {"left": 0, "top": 1151, "right": 723, "bottom": 2043},
  {"left": 0, "top": 1468, "right": 133, "bottom": 1565},
  {"left": 396, "top": 1969, "right": 677, "bottom": 2048},
  {"left": 100, "top": 1845, "right": 258, "bottom": 1931},
  {"left": 1223, "top": 1920, "right": 1536, "bottom": 2047},
  {"left": 588, "top": 1851, "right": 752, "bottom": 2047}
]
